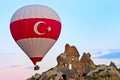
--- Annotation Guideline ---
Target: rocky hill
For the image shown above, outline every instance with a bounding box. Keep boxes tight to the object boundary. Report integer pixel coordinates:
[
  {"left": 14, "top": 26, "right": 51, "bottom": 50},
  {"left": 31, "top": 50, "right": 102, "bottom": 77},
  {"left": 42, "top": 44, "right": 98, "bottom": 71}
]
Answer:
[{"left": 27, "top": 44, "right": 120, "bottom": 80}]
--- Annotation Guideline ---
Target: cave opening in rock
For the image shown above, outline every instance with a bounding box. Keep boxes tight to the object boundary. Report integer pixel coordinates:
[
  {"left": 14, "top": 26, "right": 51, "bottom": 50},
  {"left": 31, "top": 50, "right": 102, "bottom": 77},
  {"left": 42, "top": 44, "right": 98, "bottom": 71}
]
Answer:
[{"left": 62, "top": 74, "right": 67, "bottom": 80}]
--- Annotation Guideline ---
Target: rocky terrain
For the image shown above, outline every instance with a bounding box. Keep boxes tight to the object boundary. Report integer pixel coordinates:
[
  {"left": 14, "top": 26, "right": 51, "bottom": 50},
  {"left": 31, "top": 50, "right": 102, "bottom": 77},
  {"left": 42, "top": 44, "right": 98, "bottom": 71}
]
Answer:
[{"left": 27, "top": 44, "right": 120, "bottom": 80}]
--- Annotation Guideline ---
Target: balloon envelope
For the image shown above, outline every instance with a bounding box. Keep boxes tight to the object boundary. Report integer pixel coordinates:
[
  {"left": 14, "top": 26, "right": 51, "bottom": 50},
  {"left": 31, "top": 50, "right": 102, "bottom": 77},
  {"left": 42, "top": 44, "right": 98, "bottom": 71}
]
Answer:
[{"left": 10, "top": 5, "right": 61, "bottom": 65}]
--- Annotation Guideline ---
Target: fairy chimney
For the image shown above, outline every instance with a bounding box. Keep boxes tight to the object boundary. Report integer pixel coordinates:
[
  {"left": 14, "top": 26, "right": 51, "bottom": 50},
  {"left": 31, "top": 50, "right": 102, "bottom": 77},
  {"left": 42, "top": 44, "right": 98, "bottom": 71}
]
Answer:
[{"left": 79, "top": 52, "right": 95, "bottom": 74}]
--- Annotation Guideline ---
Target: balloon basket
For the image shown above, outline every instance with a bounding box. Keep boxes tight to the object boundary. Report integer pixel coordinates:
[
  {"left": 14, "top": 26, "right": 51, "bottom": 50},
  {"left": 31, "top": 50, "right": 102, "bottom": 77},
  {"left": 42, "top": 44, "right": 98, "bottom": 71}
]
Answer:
[{"left": 34, "top": 65, "right": 40, "bottom": 70}]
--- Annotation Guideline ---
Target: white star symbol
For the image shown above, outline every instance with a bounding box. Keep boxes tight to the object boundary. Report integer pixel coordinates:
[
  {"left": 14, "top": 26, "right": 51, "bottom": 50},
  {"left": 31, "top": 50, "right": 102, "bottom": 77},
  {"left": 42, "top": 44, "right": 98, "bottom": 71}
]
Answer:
[{"left": 47, "top": 26, "right": 51, "bottom": 32}]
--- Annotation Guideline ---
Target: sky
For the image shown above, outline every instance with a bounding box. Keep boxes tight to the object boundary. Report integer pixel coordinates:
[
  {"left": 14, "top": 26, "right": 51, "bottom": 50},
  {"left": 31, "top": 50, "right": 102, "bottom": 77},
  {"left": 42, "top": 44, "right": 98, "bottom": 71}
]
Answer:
[{"left": 0, "top": 0, "right": 120, "bottom": 80}]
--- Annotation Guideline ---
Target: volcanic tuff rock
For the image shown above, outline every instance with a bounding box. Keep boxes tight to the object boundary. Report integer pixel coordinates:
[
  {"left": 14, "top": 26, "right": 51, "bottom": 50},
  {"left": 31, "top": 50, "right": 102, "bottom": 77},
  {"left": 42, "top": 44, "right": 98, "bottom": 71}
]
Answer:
[
  {"left": 109, "top": 61, "right": 118, "bottom": 69},
  {"left": 86, "top": 65, "right": 120, "bottom": 80},
  {"left": 27, "top": 44, "right": 120, "bottom": 80}
]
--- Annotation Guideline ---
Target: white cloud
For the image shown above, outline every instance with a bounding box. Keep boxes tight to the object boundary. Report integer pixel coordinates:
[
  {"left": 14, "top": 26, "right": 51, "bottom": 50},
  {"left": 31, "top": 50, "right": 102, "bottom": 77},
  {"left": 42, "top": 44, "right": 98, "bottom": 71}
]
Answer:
[
  {"left": 7, "top": 65, "right": 21, "bottom": 68},
  {"left": 26, "top": 66, "right": 34, "bottom": 69},
  {"left": 91, "top": 49, "right": 120, "bottom": 57}
]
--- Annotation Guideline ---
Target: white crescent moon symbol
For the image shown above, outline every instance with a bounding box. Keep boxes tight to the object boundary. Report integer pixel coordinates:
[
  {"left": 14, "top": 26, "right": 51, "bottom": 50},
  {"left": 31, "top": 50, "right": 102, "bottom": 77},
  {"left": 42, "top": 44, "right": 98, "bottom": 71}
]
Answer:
[{"left": 34, "top": 21, "right": 45, "bottom": 35}]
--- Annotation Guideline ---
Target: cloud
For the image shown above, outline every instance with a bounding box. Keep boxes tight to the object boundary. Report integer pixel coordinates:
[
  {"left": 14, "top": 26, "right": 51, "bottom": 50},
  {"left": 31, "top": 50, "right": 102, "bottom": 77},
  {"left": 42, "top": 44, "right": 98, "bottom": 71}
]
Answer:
[
  {"left": 91, "top": 49, "right": 120, "bottom": 68},
  {"left": 117, "top": 64, "right": 120, "bottom": 68},
  {"left": 7, "top": 65, "right": 21, "bottom": 68},
  {"left": 92, "top": 49, "right": 120, "bottom": 59},
  {"left": 26, "top": 66, "right": 34, "bottom": 69},
  {"left": 94, "top": 51, "right": 120, "bottom": 59}
]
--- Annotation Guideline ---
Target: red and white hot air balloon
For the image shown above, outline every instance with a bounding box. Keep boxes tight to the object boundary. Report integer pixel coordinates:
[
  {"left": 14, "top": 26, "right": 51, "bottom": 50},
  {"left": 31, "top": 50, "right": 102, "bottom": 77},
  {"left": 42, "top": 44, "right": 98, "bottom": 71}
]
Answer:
[{"left": 10, "top": 5, "right": 61, "bottom": 70}]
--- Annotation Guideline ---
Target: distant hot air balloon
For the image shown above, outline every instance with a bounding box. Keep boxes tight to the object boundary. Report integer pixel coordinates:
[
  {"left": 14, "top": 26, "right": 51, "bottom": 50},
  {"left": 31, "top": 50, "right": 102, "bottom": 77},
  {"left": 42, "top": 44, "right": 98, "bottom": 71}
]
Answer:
[{"left": 10, "top": 5, "right": 61, "bottom": 70}]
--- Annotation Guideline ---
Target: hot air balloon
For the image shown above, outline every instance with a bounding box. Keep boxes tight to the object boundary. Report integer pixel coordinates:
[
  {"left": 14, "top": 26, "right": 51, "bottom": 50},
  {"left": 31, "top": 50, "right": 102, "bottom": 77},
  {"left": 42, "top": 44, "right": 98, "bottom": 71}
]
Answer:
[{"left": 10, "top": 5, "right": 61, "bottom": 70}]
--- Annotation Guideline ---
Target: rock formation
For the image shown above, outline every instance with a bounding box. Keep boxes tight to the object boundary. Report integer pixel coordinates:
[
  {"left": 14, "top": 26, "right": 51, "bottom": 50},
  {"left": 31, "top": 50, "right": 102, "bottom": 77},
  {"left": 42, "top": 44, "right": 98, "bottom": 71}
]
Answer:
[
  {"left": 86, "top": 65, "right": 120, "bottom": 80},
  {"left": 27, "top": 44, "right": 120, "bottom": 80},
  {"left": 79, "top": 52, "right": 96, "bottom": 77},
  {"left": 57, "top": 44, "right": 83, "bottom": 79},
  {"left": 80, "top": 52, "right": 95, "bottom": 69},
  {"left": 109, "top": 61, "right": 118, "bottom": 69}
]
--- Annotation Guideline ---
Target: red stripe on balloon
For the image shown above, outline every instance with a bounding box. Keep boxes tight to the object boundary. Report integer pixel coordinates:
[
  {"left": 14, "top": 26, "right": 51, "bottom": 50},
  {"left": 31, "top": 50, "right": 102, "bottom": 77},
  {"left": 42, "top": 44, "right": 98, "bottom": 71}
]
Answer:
[
  {"left": 30, "top": 57, "right": 43, "bottom": 65},
  {"left": 10, "top": 18, "right": 61, "bottom": 41}
]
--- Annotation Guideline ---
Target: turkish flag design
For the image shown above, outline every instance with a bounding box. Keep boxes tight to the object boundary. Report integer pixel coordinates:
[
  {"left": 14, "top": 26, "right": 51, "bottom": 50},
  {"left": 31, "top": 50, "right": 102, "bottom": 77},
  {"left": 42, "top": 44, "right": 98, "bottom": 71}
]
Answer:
[
  {"left": 10, "top": 18, "right": 61, "bottom": 41},
  {"left": 10, "top": 5, "right": 61, "bottom": 65}
]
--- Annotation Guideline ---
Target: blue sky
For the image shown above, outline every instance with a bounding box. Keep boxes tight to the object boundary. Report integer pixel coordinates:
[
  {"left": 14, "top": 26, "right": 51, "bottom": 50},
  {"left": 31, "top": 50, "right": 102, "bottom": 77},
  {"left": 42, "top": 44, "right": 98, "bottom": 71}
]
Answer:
[
  {"left": 95, "top": 50, "right": 120, "bottom": 59},
  {"left": 0, "top": 0, "right": 120, "bottom": 80}
]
